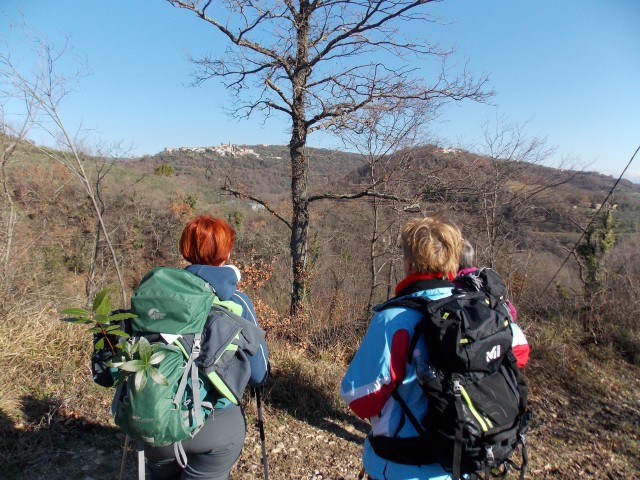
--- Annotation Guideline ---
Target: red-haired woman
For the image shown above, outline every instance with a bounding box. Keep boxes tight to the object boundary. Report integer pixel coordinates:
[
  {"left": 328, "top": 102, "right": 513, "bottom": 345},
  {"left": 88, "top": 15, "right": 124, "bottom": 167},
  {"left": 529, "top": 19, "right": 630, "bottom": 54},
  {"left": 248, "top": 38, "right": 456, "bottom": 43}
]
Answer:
[{"left": 145, "top": 215, "right": 269, "bottom": 480}]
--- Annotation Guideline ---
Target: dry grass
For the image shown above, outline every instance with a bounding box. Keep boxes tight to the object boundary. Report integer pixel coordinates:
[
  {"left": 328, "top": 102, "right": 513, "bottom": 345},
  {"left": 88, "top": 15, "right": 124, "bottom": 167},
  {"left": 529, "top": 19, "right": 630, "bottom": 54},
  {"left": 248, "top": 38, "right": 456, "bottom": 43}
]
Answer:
[
  {"left": 1, "top": 291, "right": 639, "bottom": 479},
  {"left": 0, "top": 383, "right": 22, "bottom": 423},
  {"left": 521, "top": 314, "right": 640, "bottom": 478},
  {"left": 263, "top": 338, "right": 351, "bottom": 421},
  {"left": 0, "top": 301, "right": 88, "bottom": 397},
  {"left": 0, "top": 294, "right": 116, "bottom": 477}
]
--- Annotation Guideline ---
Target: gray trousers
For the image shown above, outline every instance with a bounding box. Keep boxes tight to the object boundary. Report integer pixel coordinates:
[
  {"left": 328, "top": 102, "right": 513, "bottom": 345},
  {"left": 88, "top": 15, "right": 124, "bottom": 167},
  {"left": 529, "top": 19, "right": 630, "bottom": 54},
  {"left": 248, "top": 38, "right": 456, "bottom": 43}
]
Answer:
[{"left": 145, "top": 405, "right": 246, "bottom": 480}]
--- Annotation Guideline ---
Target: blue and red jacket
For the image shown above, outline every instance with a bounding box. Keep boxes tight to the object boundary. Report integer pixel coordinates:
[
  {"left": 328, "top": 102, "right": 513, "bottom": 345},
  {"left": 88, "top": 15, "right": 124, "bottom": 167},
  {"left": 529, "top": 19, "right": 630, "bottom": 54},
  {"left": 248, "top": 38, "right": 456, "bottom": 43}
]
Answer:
[{"left": 340, "top": 274, "right": 530, "bottom": 480}]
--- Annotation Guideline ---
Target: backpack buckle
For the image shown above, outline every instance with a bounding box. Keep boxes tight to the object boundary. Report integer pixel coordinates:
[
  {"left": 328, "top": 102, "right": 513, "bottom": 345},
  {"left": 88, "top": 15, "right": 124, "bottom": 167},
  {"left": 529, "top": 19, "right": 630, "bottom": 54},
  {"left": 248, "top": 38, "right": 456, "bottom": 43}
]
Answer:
[
  {"left": 192, "top": 334, "right": 202, "bottom": 357},
  {"left": 485, "top": 446, "right": 495, "bottom": 463},
  {"left": 453, "top": 380, "right": 462, "bottom": 397}
]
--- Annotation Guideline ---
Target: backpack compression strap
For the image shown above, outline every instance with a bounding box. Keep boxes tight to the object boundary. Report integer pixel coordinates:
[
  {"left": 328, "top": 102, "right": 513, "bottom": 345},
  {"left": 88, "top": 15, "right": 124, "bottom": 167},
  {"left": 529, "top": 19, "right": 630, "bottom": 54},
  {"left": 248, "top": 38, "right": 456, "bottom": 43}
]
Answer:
[
  {"left": 173, "top": 333, "right": 208, "bottom": 469},
  {"left": 451, "top": 380, "right": 465, "bottom": 480},
  {"left": 174, "top": 333, "right": 203, "bottom": 425}
]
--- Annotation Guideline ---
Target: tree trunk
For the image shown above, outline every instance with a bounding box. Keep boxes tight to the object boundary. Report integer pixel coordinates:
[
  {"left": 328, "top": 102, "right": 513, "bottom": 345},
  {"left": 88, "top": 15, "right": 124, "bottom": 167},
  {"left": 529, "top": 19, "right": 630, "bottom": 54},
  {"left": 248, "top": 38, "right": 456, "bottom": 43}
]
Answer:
[
  {"left": 367, "top": 195, "right": 380, "bottom": 312},
  {"left": 288, "top": 6, "right": 311, "bottom": 318},
  {"left": 289, "top": 131, "right": 309, "bottom": 317},
  {"left": 86, "top": 217, "right": 101, "bottom": 301},
  {"left": 1, "top": 140, "right": 21, "bottom": 294}
]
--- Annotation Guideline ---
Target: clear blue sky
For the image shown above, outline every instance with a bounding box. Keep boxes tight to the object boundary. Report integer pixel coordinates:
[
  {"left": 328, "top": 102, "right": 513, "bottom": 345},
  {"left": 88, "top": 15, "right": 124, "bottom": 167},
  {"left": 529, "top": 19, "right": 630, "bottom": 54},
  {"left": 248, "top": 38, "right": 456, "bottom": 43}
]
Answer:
[{"left": 2, "top": 1, "right": 639, "bottom": 181}]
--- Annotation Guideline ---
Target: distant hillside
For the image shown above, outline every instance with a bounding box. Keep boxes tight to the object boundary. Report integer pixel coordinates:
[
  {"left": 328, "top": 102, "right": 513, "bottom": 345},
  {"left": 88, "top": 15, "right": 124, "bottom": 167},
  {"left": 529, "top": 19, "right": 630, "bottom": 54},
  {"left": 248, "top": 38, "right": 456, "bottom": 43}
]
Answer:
[
  {"left": 118, "top": 143, "right": 640, "bottom": 247},
  {"left": 131, "top": 143, "right": 640, "bottom": 207},
  {"left": 130, "top": 145, "right": 366, "bottom": 201}
]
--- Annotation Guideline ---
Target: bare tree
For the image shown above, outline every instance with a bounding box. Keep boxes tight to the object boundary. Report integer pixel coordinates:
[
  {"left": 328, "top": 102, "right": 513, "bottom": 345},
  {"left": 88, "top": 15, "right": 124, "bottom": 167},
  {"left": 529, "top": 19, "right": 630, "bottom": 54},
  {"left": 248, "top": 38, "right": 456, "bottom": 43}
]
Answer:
[
  {"left": 0, "top": 38, "right": 128, "bottom": 305},
  {"left": 339, "top": 103, "right": 432, "bottom": 310},
  {"left": 85, "top": 143, "right": 141, "bottom": 301},
  {"left": 467, "top": 117, "right": 573, "bottom": 266},
  {"left": 167, "top": 0, "right": 491, "bottom": 317},
  {"left": 0, "top": 91, "right": 39, "bottom": 291}
]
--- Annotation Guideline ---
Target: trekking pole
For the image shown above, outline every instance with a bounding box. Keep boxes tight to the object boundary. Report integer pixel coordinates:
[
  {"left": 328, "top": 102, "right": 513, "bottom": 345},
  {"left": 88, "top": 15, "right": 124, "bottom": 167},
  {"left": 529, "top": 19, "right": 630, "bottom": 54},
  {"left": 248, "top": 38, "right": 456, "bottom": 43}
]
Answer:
[
  {"left": 118, "top": 434, "right": 130, "bottom": 480},
  {"left": 253, "top": 387, "right": 269, "bottom": 480}
]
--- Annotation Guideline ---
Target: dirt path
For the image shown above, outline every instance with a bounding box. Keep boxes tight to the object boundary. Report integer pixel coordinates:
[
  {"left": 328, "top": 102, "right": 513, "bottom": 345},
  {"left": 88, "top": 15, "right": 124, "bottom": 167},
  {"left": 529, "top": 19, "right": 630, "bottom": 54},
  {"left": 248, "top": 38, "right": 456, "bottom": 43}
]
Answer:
[{"left": 11, "top": 388, "right": 640, "bottom": 480}]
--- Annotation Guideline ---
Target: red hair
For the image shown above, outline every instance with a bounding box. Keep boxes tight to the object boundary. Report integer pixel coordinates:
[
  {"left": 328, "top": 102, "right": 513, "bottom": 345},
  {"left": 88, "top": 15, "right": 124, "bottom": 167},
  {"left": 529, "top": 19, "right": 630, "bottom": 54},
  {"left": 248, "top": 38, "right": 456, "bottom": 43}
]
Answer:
[{"left": 179, "top": 216, "right": 235, "bottom": 266}]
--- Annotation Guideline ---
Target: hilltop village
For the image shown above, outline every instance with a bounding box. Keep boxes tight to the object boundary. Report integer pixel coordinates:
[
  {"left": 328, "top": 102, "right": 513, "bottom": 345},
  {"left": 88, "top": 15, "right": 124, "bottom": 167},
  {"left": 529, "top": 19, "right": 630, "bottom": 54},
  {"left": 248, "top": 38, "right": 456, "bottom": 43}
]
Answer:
[{"left": 164, "top": 143, "right": 261, "bottom": 157}]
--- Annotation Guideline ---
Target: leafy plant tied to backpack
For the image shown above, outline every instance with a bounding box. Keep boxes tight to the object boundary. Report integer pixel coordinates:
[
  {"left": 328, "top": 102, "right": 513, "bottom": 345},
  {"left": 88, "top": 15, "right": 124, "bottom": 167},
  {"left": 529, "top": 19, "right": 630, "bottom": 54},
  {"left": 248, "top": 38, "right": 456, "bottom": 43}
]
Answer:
[
  {"left": 60, "top": 287, "right": 134, "bottom": 353},
  {"left": 109, "top": 337, "right": 168, "bottom": 393},
  {"left": 61, "top": 270, "right": 265, "bottom": 468},
  {"left": 61, "top": 288, "right": 168, "bottom": 392}
]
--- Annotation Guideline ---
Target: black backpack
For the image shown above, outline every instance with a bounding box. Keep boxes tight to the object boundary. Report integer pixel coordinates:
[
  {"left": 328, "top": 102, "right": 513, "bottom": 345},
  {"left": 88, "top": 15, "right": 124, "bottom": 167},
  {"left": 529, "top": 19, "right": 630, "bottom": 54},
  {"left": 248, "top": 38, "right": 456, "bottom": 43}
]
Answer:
[
  {"left": 370, "top": 291, "right": 531, "bottom": 480},
  {"left": 457, "top": 268, "right": 509, "bottom": 306}
]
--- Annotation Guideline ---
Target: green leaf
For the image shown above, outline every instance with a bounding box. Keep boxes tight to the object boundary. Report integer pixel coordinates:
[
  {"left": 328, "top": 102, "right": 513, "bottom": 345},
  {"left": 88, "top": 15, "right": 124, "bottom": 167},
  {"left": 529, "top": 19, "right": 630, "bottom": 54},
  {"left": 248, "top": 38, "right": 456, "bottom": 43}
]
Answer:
[
  {"left": 92, "top": 288, "right": 109, "bottom": 313},
  {"left": 61, "top": 317, "right": 92, "bottom": 324},
  {"left": 106, "top": 330, "right": 129, "bottom": 338},
  {"left": 94, "top": 338, "right": 105, "bottom": 350},
  {"left": 148, "top": 366, "right": 168, "bottom": 386},
  {"left": 87, "top": 326, "right": 103, "bottom": 333},
  {"left": 97, "top": 301, "right": 111, "bottom": 317},
  {"left": 108, "top": 312, "right": 138, "bottom": 321},
  {"left": 134, "top": 370, "right": 147, "bottom": 393},
  {"left": 119, "top": 359, "right": 146, "bottom": 372},
  {"left": 125, "top": 339, "right": 139, "bottom": 356},
  {"left": 149, "top": 351, "right": 166, "bottom": 365},
  {"left": 116, "top": 339, "right": 129, "bottom": 351},
  {"left": 136, "top": 337, "right": 152, "bottom": 362},
  {"left": 105, "top": 325, "right": 123, "bottom": 332},
  {"left": 61, "top": 308, "right": 89, "bottom": 316}
]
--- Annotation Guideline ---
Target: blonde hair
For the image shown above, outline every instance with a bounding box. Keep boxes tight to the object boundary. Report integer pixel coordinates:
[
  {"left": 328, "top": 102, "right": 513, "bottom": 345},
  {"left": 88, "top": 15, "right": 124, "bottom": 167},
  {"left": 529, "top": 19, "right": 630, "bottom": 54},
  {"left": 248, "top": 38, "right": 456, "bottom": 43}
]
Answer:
[{"left": 401, "top": 215, "right": 462, "bottom": 277}]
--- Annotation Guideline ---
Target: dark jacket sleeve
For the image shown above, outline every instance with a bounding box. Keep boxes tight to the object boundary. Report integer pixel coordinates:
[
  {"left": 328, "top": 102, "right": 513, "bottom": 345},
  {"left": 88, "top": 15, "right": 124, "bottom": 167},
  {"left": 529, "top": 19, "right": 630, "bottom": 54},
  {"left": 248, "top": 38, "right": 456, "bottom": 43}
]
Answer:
[{"left": 233, "top": 291, "right": 269, "bottom": 386}]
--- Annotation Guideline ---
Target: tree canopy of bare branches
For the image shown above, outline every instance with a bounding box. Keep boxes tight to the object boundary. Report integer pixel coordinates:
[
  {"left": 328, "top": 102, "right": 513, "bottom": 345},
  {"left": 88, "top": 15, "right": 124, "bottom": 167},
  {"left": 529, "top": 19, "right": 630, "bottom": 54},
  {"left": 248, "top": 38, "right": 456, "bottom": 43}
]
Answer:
[{"left": 167, "top": 0, "right": 492, "bottom": 316}]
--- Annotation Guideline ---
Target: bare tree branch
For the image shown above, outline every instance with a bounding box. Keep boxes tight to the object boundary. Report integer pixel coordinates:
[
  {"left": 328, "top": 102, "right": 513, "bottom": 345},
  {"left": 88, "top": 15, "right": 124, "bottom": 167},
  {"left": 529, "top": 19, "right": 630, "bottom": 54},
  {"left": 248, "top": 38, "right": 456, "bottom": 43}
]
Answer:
[
  {"left": 309, "top": 189, "right": 412, "bottom": 203},
  {"left": 222, "top": 178, "right": 292, "bottom": 229}
]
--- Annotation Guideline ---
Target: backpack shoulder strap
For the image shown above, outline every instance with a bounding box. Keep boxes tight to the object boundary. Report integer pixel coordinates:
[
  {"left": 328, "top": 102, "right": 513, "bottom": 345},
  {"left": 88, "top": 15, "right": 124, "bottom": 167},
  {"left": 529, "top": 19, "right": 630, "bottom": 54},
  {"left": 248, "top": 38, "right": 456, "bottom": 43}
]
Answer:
[
  {"left": 391, "top": 389, "right": 426, "bottom": 436},
  {"left": 381, "top": 296, "right": 430, "bottom": 311}
]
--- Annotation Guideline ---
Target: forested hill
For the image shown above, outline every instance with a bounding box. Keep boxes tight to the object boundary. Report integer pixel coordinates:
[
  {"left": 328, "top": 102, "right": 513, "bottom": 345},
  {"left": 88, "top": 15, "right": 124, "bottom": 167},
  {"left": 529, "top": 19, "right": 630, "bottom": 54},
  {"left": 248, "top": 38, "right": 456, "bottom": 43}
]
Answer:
[
  {"left": 131, "top": 144, "right": 367, "bottom": 198},
  {"left": 132, "top": 143, "right": 640, "bottom": 231},
  {"left": 137, "top": 143, "right": 640, "bottom": 196}
]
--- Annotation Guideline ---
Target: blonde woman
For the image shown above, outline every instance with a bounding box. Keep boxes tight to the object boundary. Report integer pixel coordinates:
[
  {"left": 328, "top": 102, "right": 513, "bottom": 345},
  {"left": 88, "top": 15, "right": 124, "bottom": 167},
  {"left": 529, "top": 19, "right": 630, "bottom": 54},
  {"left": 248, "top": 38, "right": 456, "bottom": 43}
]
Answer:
[{"left": 341, "top": 215, "right": 463, "bottom": 480}]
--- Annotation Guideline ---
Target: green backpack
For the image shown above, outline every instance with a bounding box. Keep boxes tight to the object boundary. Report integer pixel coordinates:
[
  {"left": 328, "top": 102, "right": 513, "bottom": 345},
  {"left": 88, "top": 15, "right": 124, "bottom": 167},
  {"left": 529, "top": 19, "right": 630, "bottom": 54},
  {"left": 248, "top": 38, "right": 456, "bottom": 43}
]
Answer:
[{"left": 111, "top": 267, "right": 264, "bottom": 466}]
